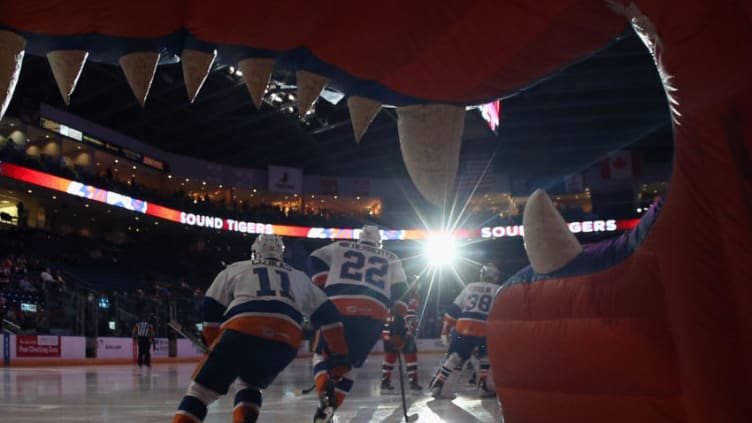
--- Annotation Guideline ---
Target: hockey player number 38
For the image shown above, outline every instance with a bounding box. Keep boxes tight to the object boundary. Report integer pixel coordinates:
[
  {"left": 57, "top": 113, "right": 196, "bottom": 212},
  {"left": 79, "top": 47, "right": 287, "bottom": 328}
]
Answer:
[
  {"left": 339, "top": 250, "right": 389, "bottom": 289},
  {"left": 253, "top": 267, "right": 295, "bottom": 300},
  {"left": 466, "top": 294, "right": 493, "bottom": 313}
]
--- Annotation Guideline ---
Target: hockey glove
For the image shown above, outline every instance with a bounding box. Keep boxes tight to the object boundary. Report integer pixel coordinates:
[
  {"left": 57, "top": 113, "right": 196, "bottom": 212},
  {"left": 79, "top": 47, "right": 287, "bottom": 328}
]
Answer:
[
  {"left": 441, "top": 333, "right": 449, "bottom": 347},
  {"left": 405, "top": 315, "right": 419, "bottom": 336},
  {"left": 326, "top": 353, "right": 351, "bottom": 380},
  {"left": 390, "top": 317, "right": 408, "bottom": 350}
]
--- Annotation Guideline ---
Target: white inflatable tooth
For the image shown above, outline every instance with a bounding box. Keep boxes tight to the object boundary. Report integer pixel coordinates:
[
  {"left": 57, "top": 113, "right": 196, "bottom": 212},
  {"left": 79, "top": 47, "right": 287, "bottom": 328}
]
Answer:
[
  {"left": 296, "top": 70, "right": 327, "bottom": 118},
  {"left": 523, "top": 189, "right": 583, "bottom": 274},
  {"left": 397, "top": 104, "right": 465, "bottom": 206},
  {"left": 0, "top": 30, "right": 25, "bottom": 120},
  {"left": 181, "top": 49, "right": 216, "bottom": 103},
  {"left": 238, "top": 57, "right": 274, "bottom": 109},
  {"left": 47, "top": 49, "right": 88, "bottom": 106},
  {"left": 119, "top": 51, "right": 160, "bottom": 107},
  {"left": 348, "top": 96, "right": 382, "bottom": 143}
]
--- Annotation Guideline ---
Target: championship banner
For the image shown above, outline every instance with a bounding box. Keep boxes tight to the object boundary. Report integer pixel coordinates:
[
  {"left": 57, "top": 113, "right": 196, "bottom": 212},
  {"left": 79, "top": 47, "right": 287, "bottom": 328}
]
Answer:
[
  {"left": 16, "top": 335, "right": 61, "bottom": 358},
  {"left": 268, "top": 165, "right": 302, "bottom": 194}
]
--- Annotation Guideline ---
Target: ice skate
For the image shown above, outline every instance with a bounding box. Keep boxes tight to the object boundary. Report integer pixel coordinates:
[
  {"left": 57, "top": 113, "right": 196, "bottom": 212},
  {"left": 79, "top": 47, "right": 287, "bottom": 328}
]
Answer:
[
  {"left": 429, "top": 379, "right": 455, "bottom": 400},
  {"left": 313, "top": 381, "right": 337, "bottom": 423},
  {"left": 380, "top": 378, "right": 395, "bottom": 394},
  {"left": 478, "top": 379, "right": 496, "bottom": 398},
  {"left": 408, "top": 380, "right": 423, "bottom": 393}
]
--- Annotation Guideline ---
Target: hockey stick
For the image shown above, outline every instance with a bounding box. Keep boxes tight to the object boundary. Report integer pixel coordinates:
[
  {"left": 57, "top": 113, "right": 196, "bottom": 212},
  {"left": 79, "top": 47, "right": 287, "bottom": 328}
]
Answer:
[
  {"left": 396, "top": 353, "right": 419, "bottom": 422},
  {"left": 168, "top": 320, "right": 208, "bottom": 353},
  {"left": 290, "top": 383, "right": 317, "bottom": 396}
]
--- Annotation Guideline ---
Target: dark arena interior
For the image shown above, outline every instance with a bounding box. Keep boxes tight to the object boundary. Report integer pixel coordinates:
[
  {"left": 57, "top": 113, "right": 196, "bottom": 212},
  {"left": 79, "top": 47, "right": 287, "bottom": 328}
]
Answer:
[{"left": 0, "top": 2, "right": 749, "bottom": 423}]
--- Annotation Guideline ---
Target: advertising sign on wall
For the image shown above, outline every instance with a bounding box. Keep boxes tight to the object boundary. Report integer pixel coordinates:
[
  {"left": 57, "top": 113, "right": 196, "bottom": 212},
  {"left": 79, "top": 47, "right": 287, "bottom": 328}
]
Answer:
[
  {"left": 16, "top": 335, "right": 61, "bottom": 357},
  {"left": 0, "top": 162, "right": 641, "bottom": 241},
  {"left": 96, "top": 337, "right": 135, "bottom": 359}
]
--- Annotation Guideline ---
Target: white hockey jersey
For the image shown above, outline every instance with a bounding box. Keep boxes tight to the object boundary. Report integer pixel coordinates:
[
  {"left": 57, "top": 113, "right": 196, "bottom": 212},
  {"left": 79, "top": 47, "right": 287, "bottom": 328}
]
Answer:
[
  {"left": 307, "top": 241, "right": 408, "bottom": 320},
  {"left": 202, "top": 258, "right": 346, "bottom": 354},
  {"left": 444, "top": 281, "right": 499, "bottom": 337}
]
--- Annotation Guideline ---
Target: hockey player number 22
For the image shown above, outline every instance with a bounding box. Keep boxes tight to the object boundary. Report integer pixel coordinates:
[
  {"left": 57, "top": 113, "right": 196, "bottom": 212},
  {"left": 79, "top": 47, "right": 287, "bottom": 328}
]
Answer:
[
  {"left": 254, "top": 267, "right": 294, "bottom": 300},
  {"left": 339, "top": 250, "right": 388, "bottom": 289}
]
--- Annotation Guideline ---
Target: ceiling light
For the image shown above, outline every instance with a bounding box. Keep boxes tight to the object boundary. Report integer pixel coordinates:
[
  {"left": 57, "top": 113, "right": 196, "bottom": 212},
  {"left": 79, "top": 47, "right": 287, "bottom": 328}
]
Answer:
[{"left": 114, "top": 159, "right": 119, "bottom": 163}]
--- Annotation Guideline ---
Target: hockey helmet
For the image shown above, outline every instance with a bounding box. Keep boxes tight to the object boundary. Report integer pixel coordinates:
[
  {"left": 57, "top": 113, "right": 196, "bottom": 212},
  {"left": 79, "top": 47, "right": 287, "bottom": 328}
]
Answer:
[
  {"left": 358, "top": 225, "right": 381, "bottom": 247},
  {"left": 480, "top": 262, "right": 501, "bottom": 283},
  {"left": 252, "top": 234, "right": 285, "bottom": 260}
]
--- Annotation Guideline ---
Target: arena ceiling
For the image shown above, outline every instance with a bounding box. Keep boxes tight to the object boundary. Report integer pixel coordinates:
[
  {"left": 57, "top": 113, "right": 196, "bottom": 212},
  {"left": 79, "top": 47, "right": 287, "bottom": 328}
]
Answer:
[{"left": 6, "top": 28, "right": 672, "bottom": 182}]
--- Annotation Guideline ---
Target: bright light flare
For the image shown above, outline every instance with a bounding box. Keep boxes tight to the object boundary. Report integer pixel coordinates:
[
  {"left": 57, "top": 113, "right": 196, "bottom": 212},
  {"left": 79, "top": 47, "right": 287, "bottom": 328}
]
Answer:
[{"left": 424, "top": 233, "right": 457, "bottom": 267}]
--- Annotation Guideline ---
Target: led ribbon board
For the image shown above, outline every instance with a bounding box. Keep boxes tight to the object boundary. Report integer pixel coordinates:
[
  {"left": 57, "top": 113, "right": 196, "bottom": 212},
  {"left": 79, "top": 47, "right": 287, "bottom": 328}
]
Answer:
[{"left": 0, "top": 162, "right": 639, "bottom": 240}]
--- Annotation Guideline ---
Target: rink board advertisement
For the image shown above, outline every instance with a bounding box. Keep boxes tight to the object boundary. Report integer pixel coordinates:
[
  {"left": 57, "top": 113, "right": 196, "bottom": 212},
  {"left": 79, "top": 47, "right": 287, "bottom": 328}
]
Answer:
[
  {"left": 16, "top": 335, "right": 61, "bottom": 357},
  {"left": 176, "top": 339, "right": 204, "bottom": 358},
  {"left": 4, "top": 335, "right": 85, "bottom": 361},
  {"left": 0, "top": 162, "right": 641, "bottom": 241},
  {"left": 96, "top": 337, "right": 135, "bottom": 359},
  {"left": 151, "top": 338, "right": 170, "bottom": 358}
]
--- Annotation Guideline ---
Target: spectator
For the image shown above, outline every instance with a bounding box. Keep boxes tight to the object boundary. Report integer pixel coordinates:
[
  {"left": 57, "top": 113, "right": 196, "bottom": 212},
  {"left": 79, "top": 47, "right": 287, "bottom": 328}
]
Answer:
[
  {"left": 18, "top": 276, "right": 36, "bottom": 292},
  {"left": 40, "top": 267, "right": 55, "bottom": 286},
  {"left": 0, "top": 261, "right": 10, "bottom": 285}
]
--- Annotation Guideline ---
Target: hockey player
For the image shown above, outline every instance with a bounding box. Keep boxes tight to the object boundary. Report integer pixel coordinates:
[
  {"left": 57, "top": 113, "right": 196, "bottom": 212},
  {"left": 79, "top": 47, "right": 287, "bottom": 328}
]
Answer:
[
  {"left": 381, "top": 283, "right": 422, "bottom": 393},
  {"left": 307, "top": 225, "right": 409, "bottom": 422},
  {"left": 172, "top": 234, "right": 350, "bottom": 423},
  {"left": 429, "top": 263, "right": 502, "bottom": 399}
]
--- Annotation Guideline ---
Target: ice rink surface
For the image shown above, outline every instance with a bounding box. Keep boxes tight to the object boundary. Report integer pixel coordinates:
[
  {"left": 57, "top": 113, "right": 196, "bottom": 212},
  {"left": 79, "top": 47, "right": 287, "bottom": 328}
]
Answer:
[{"left": 0, "top": 353, "right": 503, "bottom": 422}]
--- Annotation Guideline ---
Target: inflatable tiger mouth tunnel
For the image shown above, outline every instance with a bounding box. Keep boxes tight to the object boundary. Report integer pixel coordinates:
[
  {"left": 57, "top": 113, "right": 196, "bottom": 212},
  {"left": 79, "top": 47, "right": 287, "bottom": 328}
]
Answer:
[{"left": 1, "top": 1, "right": 750, "bottom": 421}]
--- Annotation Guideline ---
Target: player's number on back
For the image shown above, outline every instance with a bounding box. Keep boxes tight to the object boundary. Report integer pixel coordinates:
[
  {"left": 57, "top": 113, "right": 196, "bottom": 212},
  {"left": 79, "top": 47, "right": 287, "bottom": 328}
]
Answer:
[
  {"left": 339, "top": 250, "right": 388, "bottom": 289},
  {"left": 466, "top": 294, "right": 492, "bottom": 312},
  {"left": 254, "top": 267, "right": 293, "bottom": 299}
]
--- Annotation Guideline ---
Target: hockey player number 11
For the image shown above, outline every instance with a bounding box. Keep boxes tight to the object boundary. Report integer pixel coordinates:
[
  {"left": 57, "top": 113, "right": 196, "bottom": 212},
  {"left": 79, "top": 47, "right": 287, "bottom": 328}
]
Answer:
[{"left": 253, "top": 267, "right": 294, "bottom": 300}]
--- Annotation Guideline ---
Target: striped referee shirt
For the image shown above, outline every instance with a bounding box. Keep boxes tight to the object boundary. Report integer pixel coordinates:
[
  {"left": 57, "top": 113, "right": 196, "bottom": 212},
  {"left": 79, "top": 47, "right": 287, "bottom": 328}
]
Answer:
[{"left": 133, "top": 321, "right": 154, "bottom": 338}]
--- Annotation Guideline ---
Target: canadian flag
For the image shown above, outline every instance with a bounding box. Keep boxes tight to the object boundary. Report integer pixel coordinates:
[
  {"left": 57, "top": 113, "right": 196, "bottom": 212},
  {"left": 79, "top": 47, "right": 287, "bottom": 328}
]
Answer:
[{"left": 601, "top": 151, "right": 639, "bottom": 179}]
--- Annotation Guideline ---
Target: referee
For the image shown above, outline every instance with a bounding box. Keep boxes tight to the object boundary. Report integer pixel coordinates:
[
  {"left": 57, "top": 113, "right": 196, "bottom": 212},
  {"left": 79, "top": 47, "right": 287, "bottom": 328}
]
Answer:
[{"left": 132, "top": 317, "right": 155, "bottom": 368}]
